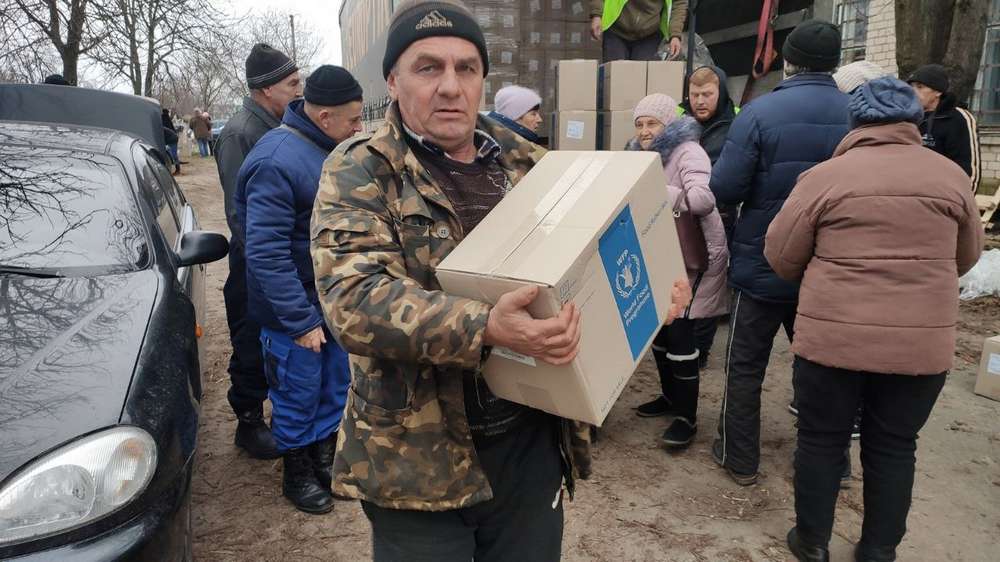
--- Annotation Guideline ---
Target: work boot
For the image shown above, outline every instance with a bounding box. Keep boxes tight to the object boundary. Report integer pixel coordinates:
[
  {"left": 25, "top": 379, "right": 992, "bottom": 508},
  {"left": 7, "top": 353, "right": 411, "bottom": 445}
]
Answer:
[
  {"left": 636, "top": 396, "right": 673, "bottom": 417},
  {"left": 711, "top": 439, "right": 759, "bottom": 486},
  {"left": 662, "top": 417, "right": 697, "bottom": 449},
  {"left": 282, "top": 448, "right": 334, "bottom": 514},
  {"left": 787, "top": 528, "right": 830, "bottom": 562},
  {"left": 309, "top": 434, "right": 336, "bottom": 491},
  {"left": 234, "top": 409, "right": 281, "bottom": 459},
  {"left": 854, "top": 543, "right": 896, "bottom": 562}
]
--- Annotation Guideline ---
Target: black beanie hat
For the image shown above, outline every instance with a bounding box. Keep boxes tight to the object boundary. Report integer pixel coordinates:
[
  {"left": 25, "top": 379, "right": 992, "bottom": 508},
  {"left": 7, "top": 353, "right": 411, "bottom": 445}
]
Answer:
[
  {"left": 43, "top": 74, "right": 70, "bottom": 86},
  {"left": 782, "top": 19, "right": 842, "bottom": 72},
  {"left": 304, "top": 65, "right": 364, "bottom": 106},
  {"left": 382, "top": 0, "right": 488, "bottom": 79},
  {"left": 246, "top": 43, "right": 298, "bottom": 90},
  {"left": 907, "top": 64, "right": 950, "bottom": 94}
]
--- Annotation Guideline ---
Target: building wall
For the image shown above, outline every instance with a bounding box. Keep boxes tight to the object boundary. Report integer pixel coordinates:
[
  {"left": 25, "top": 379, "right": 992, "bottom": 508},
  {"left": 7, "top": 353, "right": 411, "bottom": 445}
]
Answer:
[
  {"left": 863, "top": 1, "right": 999, "bottom": 188},
  {"left": 864, "top": 0, "right": 897, "bottom": 75}
]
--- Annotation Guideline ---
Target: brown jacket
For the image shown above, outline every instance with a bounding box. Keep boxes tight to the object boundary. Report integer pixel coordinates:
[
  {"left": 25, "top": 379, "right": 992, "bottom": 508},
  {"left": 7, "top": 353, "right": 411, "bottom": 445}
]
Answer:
[
  {"left": 765, "top": 122, "right": 983, "bottom": 375},
  {"left": 189, "top": 114, "right": 212, "bottom": 140}
]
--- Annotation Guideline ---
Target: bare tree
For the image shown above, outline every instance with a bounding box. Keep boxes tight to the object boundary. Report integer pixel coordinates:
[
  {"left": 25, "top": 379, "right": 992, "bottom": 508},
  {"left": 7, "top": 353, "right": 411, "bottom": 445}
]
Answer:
[
  {"left": 151, "top": 9, "right": 326, "bottom": 117},
  {"left": 0, "top": 0, "right": 108, "bottom": 85},
  {"left": 895, "top": 0, "right": 991, "bottom": 102},
  {"left": 92, "top": 0, "right": 225, "bottom": 97},
  {"left": 241, "top": 9, "right": 325, "bottom": 72}
]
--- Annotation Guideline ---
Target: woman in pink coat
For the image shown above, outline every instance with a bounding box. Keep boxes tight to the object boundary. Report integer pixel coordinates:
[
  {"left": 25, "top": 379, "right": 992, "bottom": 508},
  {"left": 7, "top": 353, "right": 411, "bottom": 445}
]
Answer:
[{"left": 626, "top": 93, "right": 730, "bottom": 448}]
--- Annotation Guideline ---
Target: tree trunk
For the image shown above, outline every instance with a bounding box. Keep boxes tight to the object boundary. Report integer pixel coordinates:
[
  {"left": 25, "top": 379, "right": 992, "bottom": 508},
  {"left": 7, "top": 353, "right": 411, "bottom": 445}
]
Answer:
[
  {"left": 62, "top": 51, "right": 79, "bottom": 85},
  {"left": 943, "top": 0, "right": 991, "bottom": 103},
  {"left": 895, "top": 0, "right": 990, "bottom": 103}
]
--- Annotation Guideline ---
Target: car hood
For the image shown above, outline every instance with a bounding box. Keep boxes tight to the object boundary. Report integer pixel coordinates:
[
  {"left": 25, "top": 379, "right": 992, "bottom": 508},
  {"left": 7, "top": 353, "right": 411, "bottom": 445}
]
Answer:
[{"left": 0, "top": 270, "right": 158, "bottom": 482}]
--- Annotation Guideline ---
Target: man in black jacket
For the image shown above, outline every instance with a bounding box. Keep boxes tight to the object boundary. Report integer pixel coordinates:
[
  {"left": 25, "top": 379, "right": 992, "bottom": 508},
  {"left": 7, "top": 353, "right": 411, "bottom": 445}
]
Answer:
[
  {"left": 680, "top": 65, "right": 737, "bottom": 367},
  {"left": 907, "top": 64, "right": 981, "bottom": 193},
  {"left": 214, "top": 43, "right": 302, "bottom": 459}
]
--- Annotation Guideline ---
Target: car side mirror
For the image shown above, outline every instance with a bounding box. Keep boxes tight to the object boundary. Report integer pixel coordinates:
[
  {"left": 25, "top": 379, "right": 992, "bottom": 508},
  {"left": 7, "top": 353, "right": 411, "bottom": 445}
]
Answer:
[{"left": 176, "top": 230, "right": 229, "bottom": 267}]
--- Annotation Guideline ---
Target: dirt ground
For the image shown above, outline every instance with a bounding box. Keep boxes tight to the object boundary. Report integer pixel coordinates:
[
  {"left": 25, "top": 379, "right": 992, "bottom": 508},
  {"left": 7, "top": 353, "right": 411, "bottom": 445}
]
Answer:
[{"left": 178, "top": 156, "right": 1000, "bottom": 562}]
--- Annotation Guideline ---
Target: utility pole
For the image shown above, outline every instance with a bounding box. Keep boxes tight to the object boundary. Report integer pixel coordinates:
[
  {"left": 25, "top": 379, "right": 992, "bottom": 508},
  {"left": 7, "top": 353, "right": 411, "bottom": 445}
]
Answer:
[{"left": 290, "top": 14, "right": 297, "bottom": 62}]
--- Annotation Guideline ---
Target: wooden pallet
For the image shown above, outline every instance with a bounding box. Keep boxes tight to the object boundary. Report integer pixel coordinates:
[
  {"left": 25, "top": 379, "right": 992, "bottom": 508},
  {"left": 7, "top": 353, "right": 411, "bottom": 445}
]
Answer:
[{"left": 978, "top": 193, "right": 999, "bottom": 229}]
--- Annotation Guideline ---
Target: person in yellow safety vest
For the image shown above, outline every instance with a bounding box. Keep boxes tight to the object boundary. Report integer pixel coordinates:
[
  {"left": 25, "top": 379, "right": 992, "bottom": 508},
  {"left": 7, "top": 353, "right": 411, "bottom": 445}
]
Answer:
[{"left": 589, "top": 0, "right": 688, "bottom": 63}]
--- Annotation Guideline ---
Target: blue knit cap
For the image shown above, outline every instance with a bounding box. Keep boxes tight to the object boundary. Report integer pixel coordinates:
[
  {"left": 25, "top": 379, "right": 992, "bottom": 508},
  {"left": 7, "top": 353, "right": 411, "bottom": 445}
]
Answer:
[{"left": 848, "top": 76, "right": 923, "bottom": 128}]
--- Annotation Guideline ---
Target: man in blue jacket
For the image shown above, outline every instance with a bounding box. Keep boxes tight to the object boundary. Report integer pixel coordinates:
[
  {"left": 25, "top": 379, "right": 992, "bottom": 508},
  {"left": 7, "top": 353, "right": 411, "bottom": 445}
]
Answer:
[
  {"left": 235, "top": 65, "right": 363, "bottom": 514},
  {"left": 709, "top": 20, "right": 850, "bottom": 487}
]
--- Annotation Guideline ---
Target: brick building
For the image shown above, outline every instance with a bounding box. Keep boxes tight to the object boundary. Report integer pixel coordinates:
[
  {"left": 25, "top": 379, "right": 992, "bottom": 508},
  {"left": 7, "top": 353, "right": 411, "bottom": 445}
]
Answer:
[{"left": 833, "top": 0, "right": 1000, "bottom": 190}]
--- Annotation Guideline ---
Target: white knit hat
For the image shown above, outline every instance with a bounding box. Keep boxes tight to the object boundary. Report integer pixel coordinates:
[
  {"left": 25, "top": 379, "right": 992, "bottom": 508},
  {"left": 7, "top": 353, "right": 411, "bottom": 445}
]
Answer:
[
  {"left": 494, "top": 85, "right": 542, "bottom": 121},
  {"left": 833, "top": 60, "right": 888, "bottom": 94}
]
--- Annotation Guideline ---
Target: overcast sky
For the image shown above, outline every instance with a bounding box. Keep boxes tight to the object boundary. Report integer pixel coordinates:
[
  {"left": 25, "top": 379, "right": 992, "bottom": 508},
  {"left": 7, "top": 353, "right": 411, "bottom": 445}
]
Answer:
[{"left": 232, "top": 0, "right": 344, "bottom": 65}]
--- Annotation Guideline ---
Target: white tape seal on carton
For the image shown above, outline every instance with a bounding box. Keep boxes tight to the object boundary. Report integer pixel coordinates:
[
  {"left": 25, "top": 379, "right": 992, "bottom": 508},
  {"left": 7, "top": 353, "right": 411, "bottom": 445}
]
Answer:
[{"left": 493, "top": 346, "right": 537, "bottom": 367}]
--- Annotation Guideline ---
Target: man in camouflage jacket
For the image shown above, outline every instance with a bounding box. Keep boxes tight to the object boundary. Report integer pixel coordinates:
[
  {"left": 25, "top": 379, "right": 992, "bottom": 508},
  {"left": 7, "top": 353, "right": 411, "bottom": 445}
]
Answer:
[
  {"left": 310, "top": 2, "right": 588, "bottom": 560},
  {"left": 311, "top": 1, "right": 689, "bottom": 560}
]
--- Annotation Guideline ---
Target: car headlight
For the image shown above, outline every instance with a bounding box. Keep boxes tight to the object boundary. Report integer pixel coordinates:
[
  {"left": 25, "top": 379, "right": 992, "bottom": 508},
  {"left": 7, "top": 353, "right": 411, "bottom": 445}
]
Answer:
[{"left": 0, "top": 426, "right": 157, "bottom": 545}]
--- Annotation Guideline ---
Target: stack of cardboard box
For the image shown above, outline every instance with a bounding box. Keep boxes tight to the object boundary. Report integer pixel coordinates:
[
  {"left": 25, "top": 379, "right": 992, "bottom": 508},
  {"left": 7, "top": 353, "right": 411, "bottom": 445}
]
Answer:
[
  {"left": 598, "top": 60, "right": 686, "bottom": 150},
  {"left": 473, "top": 1, "right": 600, "bottom": 118},
  {"left": 552, "top": 59, "right": 598, "bottom": 150}
]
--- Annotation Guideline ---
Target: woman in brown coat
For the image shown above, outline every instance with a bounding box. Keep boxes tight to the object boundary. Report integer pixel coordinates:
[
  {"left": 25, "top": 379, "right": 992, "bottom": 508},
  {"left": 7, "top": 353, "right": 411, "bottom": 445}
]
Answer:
[{"left": 765, "top": 77, "right": 983, "bottom": 562}]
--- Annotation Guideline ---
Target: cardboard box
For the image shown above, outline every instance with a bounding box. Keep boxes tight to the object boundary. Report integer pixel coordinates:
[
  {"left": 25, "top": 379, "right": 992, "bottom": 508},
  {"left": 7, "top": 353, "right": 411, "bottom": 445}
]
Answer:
[
  {"left": 647, "top": 60, "right": 686, "bottom": 100},
  {"left": 556, "top": 59, "right": 598, "bottom": 110},
  {"left": 436, "top": 151, "right": 686, "bottom": 425},
  {"left": 600, "top": 61, "right": 647, "bottom": 110},
  {"left": 552, "top": 111, "right": 597, "bottom": 150},
  {"left": 975, "top": 336, "right": 1000, "bottom": 401},
  {"left": 600, "top": 110, "right": 635, "bottom": 151}
]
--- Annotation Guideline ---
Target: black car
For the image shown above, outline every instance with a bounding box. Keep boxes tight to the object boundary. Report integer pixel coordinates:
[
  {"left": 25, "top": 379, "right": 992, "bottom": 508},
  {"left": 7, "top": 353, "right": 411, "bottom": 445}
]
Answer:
[{"left": 0, "top": 86, "right": 228, "bottom": 560}]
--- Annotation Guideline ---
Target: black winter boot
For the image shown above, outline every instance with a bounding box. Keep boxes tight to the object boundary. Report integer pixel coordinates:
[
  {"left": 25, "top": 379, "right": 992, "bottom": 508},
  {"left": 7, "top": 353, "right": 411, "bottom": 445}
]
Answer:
[
  {"left": 309, "top": 434, "right": 336, "bottom": 491},
  {"left": 787, "top": 528, "right": 830, "bottom": 562},
  {"left": 854, "top": 543, "right": 896, "bottom": 562},
  {"left": 234, "top": 409, "right": 281, "bottom": 459},
  {"left": 283, "top": 448, "right": 334, "bottom": 514}
]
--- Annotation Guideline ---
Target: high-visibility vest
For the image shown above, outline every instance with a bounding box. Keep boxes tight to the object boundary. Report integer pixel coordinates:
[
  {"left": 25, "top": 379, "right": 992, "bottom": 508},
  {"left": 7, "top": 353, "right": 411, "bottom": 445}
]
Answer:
[{"left": 601, "top": 0, "right": 674, "bottom": 40}]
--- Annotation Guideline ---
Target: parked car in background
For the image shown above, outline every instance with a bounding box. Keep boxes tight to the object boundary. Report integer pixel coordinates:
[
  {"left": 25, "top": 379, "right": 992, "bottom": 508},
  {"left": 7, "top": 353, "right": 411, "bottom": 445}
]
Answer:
[{"left": 0, "top": 85, "right": 227, "bottom": 561}]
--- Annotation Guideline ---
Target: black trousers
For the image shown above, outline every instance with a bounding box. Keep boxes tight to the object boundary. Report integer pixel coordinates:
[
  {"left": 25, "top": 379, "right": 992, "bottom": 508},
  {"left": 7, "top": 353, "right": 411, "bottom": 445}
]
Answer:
[
  {"left": 652, "top": 319, "right": 700, "bottom": 422},
  {"left": 362, "top": 411, "right": 564, "bottom": 562},
  {"left": 602, "top": 29, "right": 662, "bottom": 62},
  {"left": 223, "top": 238, "right": 269, "bottom": 415},
  {"left": 715, "top": 290, "right": 797, "bottom": 475},
  {"left": 792, "top": 357, "right": 945, "bottom": 551},
  {"left": 693, "top": 316, "right": 720, "bottom": 360}
]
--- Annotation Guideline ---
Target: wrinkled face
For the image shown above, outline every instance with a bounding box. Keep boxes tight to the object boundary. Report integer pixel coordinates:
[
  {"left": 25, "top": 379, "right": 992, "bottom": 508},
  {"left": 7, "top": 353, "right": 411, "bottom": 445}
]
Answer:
[
  {"left": 689, "top": 81, "right": 720, "bottom": 122},
  {"left": 635, "top": 116, "right": 665, "bottom": 150},
  {"left": 263, "top": 71, "right": 304, "bottom": 118},
  {"left": 910, "top": 82, "right": 941, "bottom": 112},
  {"left": 315, "top": 100, "right": 365, "bottom": 144},
  {"left": 388, "top": 36, "right": 484, "bottom": 152},
  {"left": 517, "top": 109, "right": 543, "bottom": 132}
]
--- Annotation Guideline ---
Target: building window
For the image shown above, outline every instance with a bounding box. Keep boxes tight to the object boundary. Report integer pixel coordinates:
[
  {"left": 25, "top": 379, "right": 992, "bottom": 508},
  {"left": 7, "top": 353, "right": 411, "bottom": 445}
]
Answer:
[
  {"left": 834, "top": 0, "right": 870, "bottom": 64},
  {"left": 972, "top": 0, "right": 1000, "bottom": 126}
]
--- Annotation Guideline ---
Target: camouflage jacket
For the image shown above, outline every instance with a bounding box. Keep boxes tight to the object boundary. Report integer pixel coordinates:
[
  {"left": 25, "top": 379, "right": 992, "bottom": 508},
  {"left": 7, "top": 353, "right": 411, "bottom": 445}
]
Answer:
[{"left": 310, "top": 103, "right": 592, "bottom": 511}]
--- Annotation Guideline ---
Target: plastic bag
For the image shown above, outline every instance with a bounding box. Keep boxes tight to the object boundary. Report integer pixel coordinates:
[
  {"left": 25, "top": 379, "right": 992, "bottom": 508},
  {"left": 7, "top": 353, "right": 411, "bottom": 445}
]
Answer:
[
  {"left": 657, "top": 33, "right": 716, "bottom": 68},
  {"left": 959, "top": 249, "right": 1000, "bottom": 300}
]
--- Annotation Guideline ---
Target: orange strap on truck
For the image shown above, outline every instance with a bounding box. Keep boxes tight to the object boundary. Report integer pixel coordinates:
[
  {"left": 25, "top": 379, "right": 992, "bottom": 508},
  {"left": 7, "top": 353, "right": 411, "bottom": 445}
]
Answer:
[{"left": 741, "top": 0, "right": 781, "bottom": 104}]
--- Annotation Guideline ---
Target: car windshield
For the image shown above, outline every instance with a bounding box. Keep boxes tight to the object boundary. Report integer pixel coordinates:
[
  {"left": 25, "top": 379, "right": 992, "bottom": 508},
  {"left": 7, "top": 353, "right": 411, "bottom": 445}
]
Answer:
[{"left": 0, "top": 145, "right": 148, "bottom": 276}]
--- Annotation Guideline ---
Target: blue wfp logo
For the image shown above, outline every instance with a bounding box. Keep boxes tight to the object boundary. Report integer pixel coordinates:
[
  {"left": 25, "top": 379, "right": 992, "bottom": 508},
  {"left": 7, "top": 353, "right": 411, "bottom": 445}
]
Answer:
[{"left": 614, "top": 250, "right": 643, "bottom": 300}]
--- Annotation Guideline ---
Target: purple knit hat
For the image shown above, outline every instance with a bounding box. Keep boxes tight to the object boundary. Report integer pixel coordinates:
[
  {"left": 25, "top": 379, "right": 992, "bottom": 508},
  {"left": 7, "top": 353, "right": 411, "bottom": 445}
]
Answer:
[{"left": 633, "top": 93, "right": 678, "bottom": 127}]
